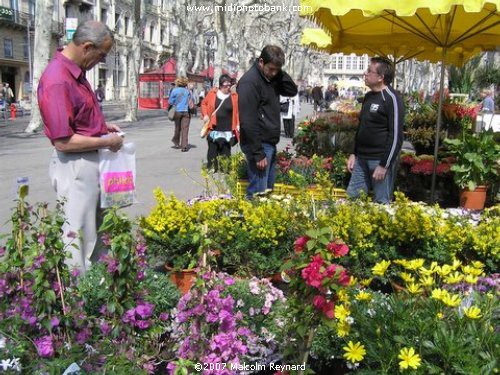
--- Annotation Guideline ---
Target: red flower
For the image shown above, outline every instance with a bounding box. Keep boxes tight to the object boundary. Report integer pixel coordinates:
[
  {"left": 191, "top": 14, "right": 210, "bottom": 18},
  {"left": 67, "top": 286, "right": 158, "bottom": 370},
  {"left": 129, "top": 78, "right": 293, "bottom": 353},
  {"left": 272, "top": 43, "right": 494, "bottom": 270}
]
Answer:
[
  {"left": 337, "top": 270, "right": 351, "bottom": 286},
  {"left": 322, "top": 300, "right": 335, "bottom": 319},
  {"left": 301, "top": 255, "right": 324, "bottom": 288},
  {"left": 294, "top": 236, "right": 310, "bottom": 253},
  {"left": 327, "top": 242, "right": 349, "bottom": 257},
  {"left": 313, "top": 295, "right": 326, "bottom": 309}
]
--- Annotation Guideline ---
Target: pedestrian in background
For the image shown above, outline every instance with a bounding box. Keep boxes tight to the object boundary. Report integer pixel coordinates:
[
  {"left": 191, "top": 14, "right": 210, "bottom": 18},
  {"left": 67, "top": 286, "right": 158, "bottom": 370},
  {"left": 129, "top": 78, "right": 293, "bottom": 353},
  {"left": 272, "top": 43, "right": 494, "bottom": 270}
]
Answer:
[
  {"left": 38, "top": 20, "right": 123, "bottom": 273},
  {"left": 201, "top": 74, "right": 239, "bottom": 171},
  {"left": 95, "top": 83, "right": 105, "bottom": 112},
  {"left": 312, "top": 84, "right": 323, "bottom": 112},
  {"left": 237, "top": 45, "right": 298, "bottom": 198},
  {"left": 480, "top": 89, "right": 495, "bottom": 112},
  {"left": 169, "top": 76, "right": 193, "bottom": 152},
  {"left": 280, "top": 94, "right": 300, "bottom": 138}
]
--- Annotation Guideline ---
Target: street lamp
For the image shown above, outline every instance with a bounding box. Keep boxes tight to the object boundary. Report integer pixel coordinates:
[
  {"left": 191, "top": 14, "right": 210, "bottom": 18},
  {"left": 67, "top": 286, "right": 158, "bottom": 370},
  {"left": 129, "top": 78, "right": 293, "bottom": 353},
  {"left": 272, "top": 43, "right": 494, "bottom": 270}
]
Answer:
[{"left": 204, "top": 30, "right": 217, "bottom": 88}]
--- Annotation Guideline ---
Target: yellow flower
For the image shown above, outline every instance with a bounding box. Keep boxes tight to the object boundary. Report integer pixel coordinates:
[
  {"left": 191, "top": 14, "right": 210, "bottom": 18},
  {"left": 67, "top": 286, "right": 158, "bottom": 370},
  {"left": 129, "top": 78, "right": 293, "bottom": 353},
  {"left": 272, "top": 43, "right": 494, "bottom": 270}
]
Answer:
[
  {"left": 400, "top": 272, "right": 415, "bottom": 284},
  {"left": 372, "top": 260, "right": 391, "bottom": 277},
  {"left": 349, "top": 276, "right": 358, "bottom": 286},
  {"left": 444, "top": 271, "right": 464, "bottom": 284},
  {"left": 451, "top": 258, "right": 462, "bottom": 270},
  {"left": 442, "top": 293, "right": 461, "bottom": 307},
  {"left": 471, "top": 260, "right": 484, "bottom": 269},
  {"left": 335, "top": 304, "right": 351, "bottom": 321},
  {"left": 407, "top": 283, "right": 423, "bottom": 295},
  {"left": 398, "top": 347, "right": 422, "bottom": 370},
  {"left": 464, "top": 306, "right": 482, "bottom": 319},
  {"left": 337, "top": 320, "right": 350, "bottom": 337},
  {"left": 355, "top": 290, "right": 372, "bottom": 301},
  {"left": 337, "top": 289, "right": 349, "bottom": 303},
  {"left": 464, "top": 274, "right": 479, "bottom": 284},
  {"left": 360, "top": 278, "right": 373, "bottom": 287},
  {"left": 436, "top": 264, "right": 453, "bottom": 277},
  {"left": 419, "top": 261, "right": 439, "bottom": 276},
  {"left": 431, "top": 288, "right": 449, "bottom": 301},
  {"left": 436, "top": 312, "right": 444, "bottom": 320},
  {"left": 343, "top": 341, "right": 366, "bottom": 363},
  {"left": 406, "top": 259, "right": 425, "bottom": 271},
  {"left": 420, "top": 275, "right": 434, "bottom": 287}
]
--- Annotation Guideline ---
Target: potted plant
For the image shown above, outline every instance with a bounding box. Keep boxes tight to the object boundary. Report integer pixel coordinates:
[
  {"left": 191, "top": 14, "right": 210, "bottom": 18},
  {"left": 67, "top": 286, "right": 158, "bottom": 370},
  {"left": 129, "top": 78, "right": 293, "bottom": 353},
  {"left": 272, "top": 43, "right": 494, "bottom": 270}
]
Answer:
[{"left": 444, "top": 130, "right": 500, "bottom": 209}]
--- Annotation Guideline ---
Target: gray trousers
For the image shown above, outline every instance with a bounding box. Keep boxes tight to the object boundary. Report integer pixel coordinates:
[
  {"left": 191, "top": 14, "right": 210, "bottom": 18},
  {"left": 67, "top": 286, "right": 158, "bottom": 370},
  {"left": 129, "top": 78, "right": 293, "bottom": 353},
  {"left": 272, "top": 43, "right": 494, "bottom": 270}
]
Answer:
[{"left": 49, "top": 150, "right": 105, "bottom": 273}]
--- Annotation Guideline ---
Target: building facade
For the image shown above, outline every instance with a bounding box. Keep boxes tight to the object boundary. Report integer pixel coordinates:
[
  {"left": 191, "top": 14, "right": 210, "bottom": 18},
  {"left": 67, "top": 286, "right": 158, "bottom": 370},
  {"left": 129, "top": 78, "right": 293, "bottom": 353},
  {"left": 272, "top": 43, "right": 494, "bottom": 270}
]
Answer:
[
  {"left": 323, "top": 53, "right": 370, "bottom": 96},
  {"left": 0, "top": 0, "right": 63, "bottom": 101},
  {"left": 65, "top": 0, "right": 173, "bottom": 100}
]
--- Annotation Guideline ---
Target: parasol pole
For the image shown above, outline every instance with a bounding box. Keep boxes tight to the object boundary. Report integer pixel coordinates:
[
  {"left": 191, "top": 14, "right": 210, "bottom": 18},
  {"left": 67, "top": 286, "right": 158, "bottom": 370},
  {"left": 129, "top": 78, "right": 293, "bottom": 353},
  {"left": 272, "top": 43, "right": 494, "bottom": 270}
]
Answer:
[{"left": 430, "top": 47, "right": 447, "bottom": 204}]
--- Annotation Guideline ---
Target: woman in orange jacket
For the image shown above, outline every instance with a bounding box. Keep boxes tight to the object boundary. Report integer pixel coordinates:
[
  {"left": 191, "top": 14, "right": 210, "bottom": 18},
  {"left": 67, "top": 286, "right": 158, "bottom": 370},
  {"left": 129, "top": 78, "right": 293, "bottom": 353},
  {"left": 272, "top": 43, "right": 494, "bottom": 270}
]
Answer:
[{"left": 200, "top": 74, "right": 240, "bottom": 171}]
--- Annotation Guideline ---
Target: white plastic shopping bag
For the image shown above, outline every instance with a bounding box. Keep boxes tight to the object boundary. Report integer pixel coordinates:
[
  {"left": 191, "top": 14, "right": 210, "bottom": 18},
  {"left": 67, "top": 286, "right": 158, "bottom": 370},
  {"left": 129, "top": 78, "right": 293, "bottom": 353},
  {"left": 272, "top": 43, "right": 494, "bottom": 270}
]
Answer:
[{"left": 98, "top": 142, "right": 138, "bottom": 208}]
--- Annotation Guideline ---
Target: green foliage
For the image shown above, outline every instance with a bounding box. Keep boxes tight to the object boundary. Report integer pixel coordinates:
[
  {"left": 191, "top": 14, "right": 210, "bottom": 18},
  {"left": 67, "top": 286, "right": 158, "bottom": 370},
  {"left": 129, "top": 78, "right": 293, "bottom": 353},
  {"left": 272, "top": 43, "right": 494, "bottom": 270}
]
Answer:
[
  {"left": 448, "top": 56, "right": 482, "bottom": 94},
  {"left": 78, "top": 263, "right": 180, "bottom": 316},
  {"left": 335, "top": 288, "right": 499, "bottom": 374},
  {"left": 445, "top": 130, "right": 500, "bottom": 190},
  {"left": 474, "top": 64, "right": 500, "bottom": 90}
]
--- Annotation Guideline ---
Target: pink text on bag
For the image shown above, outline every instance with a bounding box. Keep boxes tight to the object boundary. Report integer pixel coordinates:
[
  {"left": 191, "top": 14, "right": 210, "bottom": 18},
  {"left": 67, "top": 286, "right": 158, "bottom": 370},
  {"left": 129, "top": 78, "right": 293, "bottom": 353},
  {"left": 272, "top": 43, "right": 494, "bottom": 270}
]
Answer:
[{"left": 103, "top": 171, "right": 135, "bottom": 193}]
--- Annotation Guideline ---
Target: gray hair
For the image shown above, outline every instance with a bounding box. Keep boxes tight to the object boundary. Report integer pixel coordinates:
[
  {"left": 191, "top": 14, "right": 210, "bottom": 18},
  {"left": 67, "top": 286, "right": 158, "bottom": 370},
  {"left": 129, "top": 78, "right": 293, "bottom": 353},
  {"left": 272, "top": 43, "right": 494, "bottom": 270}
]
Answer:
[{"left": 72, "top": 20, "right": 114, "bottom": 47}]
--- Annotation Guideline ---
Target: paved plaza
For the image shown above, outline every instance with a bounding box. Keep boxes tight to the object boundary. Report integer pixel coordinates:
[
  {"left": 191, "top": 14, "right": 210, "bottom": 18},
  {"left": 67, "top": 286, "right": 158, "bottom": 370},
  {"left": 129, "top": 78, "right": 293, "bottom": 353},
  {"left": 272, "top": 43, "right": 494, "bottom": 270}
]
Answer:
[{"left": 0, "top": 102, "right": 314, "bottom": 230}]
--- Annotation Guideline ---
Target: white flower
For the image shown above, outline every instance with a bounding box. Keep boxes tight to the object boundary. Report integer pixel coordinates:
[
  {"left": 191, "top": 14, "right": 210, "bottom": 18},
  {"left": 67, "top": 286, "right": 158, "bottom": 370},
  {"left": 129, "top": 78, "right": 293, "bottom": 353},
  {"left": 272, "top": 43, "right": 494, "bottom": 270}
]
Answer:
[
  {"left": 345, "top": 316, "right": 355, "bottom": 325},
  {"left": 367, "top": 308, "right": 376, "bottom": 317},
  {"left": 0, "top": 359, "right": 12, "bottom": 371},
  {"left": 0, "top": 335, "right": 5, "bottom": 349}
]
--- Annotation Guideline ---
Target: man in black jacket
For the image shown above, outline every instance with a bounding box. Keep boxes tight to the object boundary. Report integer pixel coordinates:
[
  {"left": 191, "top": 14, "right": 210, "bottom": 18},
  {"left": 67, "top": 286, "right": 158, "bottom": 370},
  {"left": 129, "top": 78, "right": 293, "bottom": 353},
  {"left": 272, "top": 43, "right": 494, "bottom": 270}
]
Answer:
[
  {"left": 237, "top": 45, "right": 298, "bottom": 198},
  {"left": 346, "top": 57, "right": 404, "bottom": 204}
]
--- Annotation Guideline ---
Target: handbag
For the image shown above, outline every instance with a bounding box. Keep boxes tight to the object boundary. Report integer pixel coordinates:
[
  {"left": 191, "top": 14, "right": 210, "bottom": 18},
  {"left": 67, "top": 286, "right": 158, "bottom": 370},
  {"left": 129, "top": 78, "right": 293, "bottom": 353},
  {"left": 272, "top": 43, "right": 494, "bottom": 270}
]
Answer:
[
  {"left": 167, "top": 106, "right": 176, "bottom": 121},
  {"left": 167, "top": 91, "right": 186, "bottom": 121},
  {"left": 200, "top": 96, "right": 227, "bottom": 138}
]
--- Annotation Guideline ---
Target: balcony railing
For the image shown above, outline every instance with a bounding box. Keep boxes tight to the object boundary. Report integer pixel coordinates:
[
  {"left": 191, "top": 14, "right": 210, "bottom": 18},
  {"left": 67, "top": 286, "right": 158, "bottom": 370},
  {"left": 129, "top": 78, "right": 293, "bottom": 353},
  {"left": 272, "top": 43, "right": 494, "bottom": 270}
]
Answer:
[{"left": 0, "top": 7, "right": 63, "bottom": 36}]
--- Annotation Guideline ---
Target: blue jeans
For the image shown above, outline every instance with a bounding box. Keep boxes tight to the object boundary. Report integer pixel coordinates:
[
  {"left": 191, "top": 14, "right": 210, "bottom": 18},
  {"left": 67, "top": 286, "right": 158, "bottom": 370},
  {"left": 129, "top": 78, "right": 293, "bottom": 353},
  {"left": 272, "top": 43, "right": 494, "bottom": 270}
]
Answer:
[
  {"left": 242, "top": 142, "right": 276, "bottom": 199},
  {"left": 346, "top": 157, "right": 398, "bottom": 204}
]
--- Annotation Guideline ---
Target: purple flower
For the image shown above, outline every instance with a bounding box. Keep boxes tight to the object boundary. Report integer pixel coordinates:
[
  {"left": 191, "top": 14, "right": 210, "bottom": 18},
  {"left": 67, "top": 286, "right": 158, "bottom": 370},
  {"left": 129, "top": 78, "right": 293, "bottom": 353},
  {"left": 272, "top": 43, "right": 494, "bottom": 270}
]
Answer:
[
  {"left": 101, "top": 233, "right": 112, "bottom": 246},
  {"left": 34, "top": 336, "right": 54, "bottom": 358},
  {"left": 135, "top": 319, "right": 151, "bottom": 330},
  {"left": 106, "top": 258, "right": 118, "bottom": 273},
  {"left": 136, "top": 271, "right": 145, "bottom": 280},
  {"left": 143, "top": 362, "right": 155, "bottom": 374},
  {"left": 37, "top": 234, "right": 46, "bottom": 245},
  {"left": 33, "top": 254, "right": 45, "bottom": 268},
  {"left": 224, "top": 277, "right": 235, "bottom": 286},
  {"left": 70, "top": 268, "right": 81, "bottom": 278},
  {"left": 135, "top": 303, "right": 154, "bottom": 319},
  {"left": 166, "top": 362, "right": 177, "bottom": 374},
  {"left": 122, "top": 308, "right": 136, "bottom": 324},
  {"left": 67, "top": 231, "right": 77, "bottom": 239},
  {"left": 50, "top": 317, "right": 60, "bottom": 328},
  {"left": 76, "top": 327, "right": 91, "bottom": 344},
  {"left": 159, "top": 312, "right": 169, "bottom": 321},
  {"left": 100, "top": 320, "right": 112, "bottom": 335}
]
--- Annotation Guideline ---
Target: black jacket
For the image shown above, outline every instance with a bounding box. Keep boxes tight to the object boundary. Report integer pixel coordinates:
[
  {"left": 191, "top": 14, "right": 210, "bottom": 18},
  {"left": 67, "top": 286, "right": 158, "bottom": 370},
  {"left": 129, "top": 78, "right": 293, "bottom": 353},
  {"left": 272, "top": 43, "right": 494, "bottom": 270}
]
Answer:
[
  {"left": 237, "top": 62, "right": 297, "bottom": 161},
  {"left": 354, "top": 86, "right": 404, "bottom": 168}
]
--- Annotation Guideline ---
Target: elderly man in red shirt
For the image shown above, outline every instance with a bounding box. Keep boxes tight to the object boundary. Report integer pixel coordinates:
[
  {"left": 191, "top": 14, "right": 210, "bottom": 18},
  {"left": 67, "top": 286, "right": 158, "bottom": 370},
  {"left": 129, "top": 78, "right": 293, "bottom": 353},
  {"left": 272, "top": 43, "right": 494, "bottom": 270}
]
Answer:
[{"left": 38, "top": 21, "right": 123, "bottom": 273}]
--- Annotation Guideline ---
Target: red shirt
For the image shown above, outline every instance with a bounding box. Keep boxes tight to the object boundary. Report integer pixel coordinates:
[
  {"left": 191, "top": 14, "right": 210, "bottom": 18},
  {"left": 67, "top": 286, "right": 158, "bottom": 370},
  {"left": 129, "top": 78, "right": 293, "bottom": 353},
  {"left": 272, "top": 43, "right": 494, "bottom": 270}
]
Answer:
[{"left": 38, "top": 50, "right": 108, "bottom": 142}]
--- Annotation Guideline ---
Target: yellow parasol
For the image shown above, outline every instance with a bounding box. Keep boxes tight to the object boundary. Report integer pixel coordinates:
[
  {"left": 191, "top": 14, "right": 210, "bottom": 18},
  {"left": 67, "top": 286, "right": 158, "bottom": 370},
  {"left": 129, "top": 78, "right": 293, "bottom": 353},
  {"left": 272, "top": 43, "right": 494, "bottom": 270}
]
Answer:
[{"left": 300, "top": 0, "right": 500, "bottom": 201}]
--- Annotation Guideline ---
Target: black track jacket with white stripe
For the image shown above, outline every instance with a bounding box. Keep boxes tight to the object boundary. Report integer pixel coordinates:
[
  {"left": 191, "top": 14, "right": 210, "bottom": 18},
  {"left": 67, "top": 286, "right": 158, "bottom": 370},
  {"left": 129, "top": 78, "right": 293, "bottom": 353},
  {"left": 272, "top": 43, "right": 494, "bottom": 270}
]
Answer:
[{"left": 354, "top": 85, "right": 404, "bottom": 168}]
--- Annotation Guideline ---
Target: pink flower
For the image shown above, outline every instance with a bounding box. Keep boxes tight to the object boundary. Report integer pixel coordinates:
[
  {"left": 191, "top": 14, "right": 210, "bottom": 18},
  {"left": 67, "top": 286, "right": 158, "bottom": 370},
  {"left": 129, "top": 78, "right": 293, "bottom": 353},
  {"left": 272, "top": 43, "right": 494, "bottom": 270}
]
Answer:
[
  {"left": 34, "top": 335, "right": 54, "bottom": 358},
  {"left": 337, "top": 270, "right": 351, "bottom": 286},
  {"left": 313, "top": 295, "right": 326, "bottom": 309},
  {"left": 326, "top": 242, "right": 349, "bottom": 257},
  {"left": 294, "top": 236, "right": 310, "bottom": 253},
  {"left": 37, "top": 234, "right": 46, "bottom": 245},
  {"left": 76, "top": 327, "right": 91, "bottom": 344},
  {"left": 322, "top": 300, "right": 335, "bottom": 319}
]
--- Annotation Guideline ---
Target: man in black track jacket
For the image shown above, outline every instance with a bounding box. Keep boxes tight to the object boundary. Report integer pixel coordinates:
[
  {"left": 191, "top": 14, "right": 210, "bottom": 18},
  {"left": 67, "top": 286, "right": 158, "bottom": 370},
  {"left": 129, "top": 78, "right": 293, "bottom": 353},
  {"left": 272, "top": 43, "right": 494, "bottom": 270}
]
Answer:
[
  {"left": 346, "top": 57, "right": 404, "bottom": 204},
  {"left": 237, "top": 45, "right": 298, "bottom": 198}
]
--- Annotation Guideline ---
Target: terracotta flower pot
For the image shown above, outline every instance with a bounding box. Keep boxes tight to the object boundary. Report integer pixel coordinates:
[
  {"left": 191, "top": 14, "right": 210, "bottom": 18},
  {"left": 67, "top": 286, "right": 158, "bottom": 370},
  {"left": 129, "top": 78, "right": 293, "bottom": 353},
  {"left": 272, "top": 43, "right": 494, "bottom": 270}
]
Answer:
[
  {"left": 165, "top": 265, "right": 197, "bottom": 294},
  {"left": 460, "top": 186, "right": 487, "bottom": 210}
]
